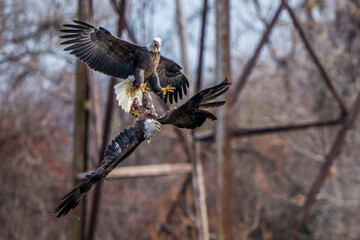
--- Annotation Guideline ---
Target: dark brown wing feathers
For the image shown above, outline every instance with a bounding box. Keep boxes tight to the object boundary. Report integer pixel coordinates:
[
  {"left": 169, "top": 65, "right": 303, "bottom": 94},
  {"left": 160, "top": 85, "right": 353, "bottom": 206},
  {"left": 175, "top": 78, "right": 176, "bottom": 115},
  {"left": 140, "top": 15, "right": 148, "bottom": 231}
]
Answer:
[
  {"left": 157, "top": 56, "right": 190, "bottom": 104},
  {"left": 55, "top": 127, "right": 142, "bottom": 217},
  {"left": 158, "top": 78, "right": 230, "bottom": 129},
  {"left": 60, "top": 20, "right": 139, "bottom": 79}
]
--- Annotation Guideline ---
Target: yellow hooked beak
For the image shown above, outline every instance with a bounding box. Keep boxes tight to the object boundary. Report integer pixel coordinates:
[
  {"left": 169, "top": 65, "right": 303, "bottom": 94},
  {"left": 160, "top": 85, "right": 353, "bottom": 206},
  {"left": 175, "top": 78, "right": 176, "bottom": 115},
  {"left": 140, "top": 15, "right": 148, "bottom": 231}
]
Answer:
[{"left": 154, "top": 43, "right": 160, "bottom": 51}]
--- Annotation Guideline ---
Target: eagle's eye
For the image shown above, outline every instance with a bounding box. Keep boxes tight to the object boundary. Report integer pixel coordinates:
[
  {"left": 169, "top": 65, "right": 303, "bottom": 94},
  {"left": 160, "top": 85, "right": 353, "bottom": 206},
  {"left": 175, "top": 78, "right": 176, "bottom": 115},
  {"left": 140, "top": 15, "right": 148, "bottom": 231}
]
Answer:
[{"left": 154, "top": 43, "right": 159, "bottom": 48}]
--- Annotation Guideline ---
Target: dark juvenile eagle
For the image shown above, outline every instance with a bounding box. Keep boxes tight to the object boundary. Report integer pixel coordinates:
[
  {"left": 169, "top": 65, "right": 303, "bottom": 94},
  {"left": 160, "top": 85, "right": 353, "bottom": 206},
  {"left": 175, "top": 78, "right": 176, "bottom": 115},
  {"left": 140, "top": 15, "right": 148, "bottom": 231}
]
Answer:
[
  {"left": 55, "top": 78, "right": 230, "bottom": 217},
  {"left": 60, "top": 20, "right": 189, "bottom": 114}
]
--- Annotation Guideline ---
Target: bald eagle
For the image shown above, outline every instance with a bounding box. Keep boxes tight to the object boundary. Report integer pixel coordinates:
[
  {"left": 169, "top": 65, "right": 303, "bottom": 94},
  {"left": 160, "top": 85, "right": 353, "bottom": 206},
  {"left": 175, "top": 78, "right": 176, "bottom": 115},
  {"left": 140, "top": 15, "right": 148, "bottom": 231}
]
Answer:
[
  {"left": 60, "top": 20, "right": 189, "bottom": 114},
  {"left": 55, "top": 78, "right": 230, "bottom": 217}
]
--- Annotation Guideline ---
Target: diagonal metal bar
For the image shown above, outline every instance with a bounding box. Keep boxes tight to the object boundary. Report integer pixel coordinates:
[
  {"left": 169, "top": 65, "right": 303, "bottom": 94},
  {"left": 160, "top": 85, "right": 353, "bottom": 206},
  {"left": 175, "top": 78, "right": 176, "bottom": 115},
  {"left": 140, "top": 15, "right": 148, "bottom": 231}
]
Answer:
[
  {"left": 231, "top": 2, "right": 283, "bottom": 104},
  {"left": 283, "top": 1, "right": 348, "bottom": 115},
  {"left": 289, "top": 91, "right": 360, "bottom": 240},
  {"left": 196, "top": 118, "right": 343, "bottom": 142}
]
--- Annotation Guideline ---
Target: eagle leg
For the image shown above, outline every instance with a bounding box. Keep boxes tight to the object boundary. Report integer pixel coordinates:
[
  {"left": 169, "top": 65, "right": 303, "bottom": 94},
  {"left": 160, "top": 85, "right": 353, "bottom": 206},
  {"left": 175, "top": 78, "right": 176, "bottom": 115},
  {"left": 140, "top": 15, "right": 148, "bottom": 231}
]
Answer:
[
  {"left": 140, "top": 82, "right": 150, "bottom": 93},
  {"left": 129, "top": 98, "right": 142, "bottom": 117},
  {"left": 161, "top": 85, "right": 175, "bottom": 95}
]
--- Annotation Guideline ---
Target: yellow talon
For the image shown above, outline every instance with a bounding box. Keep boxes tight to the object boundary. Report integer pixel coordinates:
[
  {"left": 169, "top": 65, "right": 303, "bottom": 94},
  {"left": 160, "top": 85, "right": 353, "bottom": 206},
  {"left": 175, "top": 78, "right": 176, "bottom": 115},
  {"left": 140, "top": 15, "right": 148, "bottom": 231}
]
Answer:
[
  {"left": 162, "top": 85, "right": 175, "bottom": 95},
  {"left": 129, "top": 107, "right": 142, "bottom": 117},
  {"left": 140, "top": 83, "right": 150, "bottom": 93}
]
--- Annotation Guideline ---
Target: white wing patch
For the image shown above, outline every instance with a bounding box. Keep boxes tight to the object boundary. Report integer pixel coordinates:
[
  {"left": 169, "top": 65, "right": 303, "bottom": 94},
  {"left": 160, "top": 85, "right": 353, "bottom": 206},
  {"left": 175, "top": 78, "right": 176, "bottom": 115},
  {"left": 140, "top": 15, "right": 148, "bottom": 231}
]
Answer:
[{"left": 114, "top": 76, "right": 143, "bottom": 113}]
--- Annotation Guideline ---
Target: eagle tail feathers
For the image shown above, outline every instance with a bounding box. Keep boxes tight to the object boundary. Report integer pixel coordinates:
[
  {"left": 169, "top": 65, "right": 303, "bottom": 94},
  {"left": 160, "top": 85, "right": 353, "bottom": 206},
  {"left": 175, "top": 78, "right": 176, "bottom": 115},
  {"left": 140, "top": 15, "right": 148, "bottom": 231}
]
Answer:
[
  {"left": 54, "top": 183, "right": 88, "bottom": 217},
  {"left": 114, "top": 77, "right": 143, "bottom": 113}
]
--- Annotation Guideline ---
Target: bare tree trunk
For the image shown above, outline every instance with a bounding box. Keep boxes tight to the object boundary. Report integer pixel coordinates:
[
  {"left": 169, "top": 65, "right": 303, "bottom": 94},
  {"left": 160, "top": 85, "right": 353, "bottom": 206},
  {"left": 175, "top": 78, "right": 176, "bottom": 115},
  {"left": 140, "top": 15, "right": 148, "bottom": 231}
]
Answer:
[
  {"left": 215, "top": 0, "right": 233, "bottom": 239},
  {"left": 196, "top": 0, "right": 208, "bottom": 92},
  {"left": 71, "top": 1, "right": 92, "bottom": 239},
  {"left": 87, "top": 1, "right": 126, "bottom": 240},
  {"left": 176, "top": 1, "right": 209, "bottom": 238},
  {"left": 175, "top": 0, "right": 190, "bottom": 78},
  {"left": 86, "top": 78, "right": 117, "bottom": 240},
  {"left": 89, "top": 68, "right": 102, "bottom": 154},
  {"left": 192, "top": 0, "right": 210, "bottom": 238}
]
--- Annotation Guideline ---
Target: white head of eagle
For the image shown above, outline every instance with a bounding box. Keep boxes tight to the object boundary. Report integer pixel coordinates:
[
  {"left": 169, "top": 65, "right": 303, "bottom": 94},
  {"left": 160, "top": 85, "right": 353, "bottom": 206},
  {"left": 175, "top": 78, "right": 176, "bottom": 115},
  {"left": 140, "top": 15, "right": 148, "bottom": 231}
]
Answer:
[
  {"left": 144, "top": 119, "right": 162, "bottom": 143},
  {"left": 147, "top": 37, "right": 162, "bottom": 53}
]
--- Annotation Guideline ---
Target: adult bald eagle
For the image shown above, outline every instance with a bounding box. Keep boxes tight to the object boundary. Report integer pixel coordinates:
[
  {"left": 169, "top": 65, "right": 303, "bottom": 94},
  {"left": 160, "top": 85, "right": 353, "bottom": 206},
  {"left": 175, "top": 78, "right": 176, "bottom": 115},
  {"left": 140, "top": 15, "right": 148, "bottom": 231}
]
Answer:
[
  {"left": 60, "top": 20, "right": 189, "bottom": 114},
  {"left": 55, "top": 78, "right": 230, "bottom": 217}
]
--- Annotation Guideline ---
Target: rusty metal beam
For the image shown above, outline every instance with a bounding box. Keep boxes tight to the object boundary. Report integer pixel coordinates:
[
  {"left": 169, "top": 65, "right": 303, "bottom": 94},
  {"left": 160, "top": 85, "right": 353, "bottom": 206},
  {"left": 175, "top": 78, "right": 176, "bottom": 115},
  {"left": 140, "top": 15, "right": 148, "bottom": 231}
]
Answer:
[
  {"left": 289, "top": 91, "right": 360, "bottom": 240},
  {"left": 283, "top": 1, "right": 348, "bottom": 115},
  {"left": 196, "top": 118, "right": 343, "bottom": 142},
  {"left": 77, "top": 163, "right": 192, "bottom": 180},
  {"left": 231, "top": 2, "right": 283, "bottom": 104}
]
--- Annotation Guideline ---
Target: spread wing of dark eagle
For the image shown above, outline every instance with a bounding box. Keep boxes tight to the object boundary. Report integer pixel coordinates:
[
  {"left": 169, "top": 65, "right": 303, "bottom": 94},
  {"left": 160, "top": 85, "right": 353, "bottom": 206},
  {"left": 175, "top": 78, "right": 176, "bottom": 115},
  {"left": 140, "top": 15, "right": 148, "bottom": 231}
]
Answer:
[
  {"left": 55, "top": 127, "right": 144, "bottom": 217},
  {"left": 60, "top": 21, "right": 137, "bottom": 79},
  {"left": 55, "top": 79, "right": 229, "bottom": 217},
  {"left": 158, "top": 78, "right": 230, "bottom": 129},
  {"left": 60, "top": 20, "right": 189, "bottom": 105}
]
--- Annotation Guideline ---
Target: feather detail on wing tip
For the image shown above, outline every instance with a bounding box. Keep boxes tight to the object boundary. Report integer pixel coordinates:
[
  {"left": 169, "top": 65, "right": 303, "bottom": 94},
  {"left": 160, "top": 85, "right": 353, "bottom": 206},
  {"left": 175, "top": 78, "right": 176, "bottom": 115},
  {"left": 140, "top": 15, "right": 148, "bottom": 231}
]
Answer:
[
  {"left": 199, "top": 101, "right": 226, "bottom": 109},
  {"left": 222, "top": 77, "right": 231, "bottom": 85},
  {"left": 54, "top": 186, "right": 83, "bottom": 217},
  {"left": 113, "top": 77, "right": 142, "bottom": 112}
]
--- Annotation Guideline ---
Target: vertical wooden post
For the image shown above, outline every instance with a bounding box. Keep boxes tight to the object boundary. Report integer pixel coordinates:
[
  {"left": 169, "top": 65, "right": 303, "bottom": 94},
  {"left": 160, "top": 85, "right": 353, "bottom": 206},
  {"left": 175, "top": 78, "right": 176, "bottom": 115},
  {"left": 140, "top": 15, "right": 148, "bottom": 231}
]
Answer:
[
  {"left": 71, "top": 1, "right": 92, "bottom": 240},
  {"left": 191, "top": 133, "right": 210, "bottom": 240},
  {"left": 176, "top": 1, "right": 209, "bottom": 238},
  {"left": 192, "top": 0, "right": 210, "bottom": 238},
  {"left": 215, "top": 0, "right": 233, "bottom": 239}
]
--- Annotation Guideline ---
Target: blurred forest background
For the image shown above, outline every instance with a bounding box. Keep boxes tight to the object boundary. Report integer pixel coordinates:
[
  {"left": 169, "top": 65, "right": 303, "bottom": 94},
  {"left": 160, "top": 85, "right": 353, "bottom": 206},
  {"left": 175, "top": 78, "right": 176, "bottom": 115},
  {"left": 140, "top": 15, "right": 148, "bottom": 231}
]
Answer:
[{"left": 1, "top": 0, "right": 360, "bottom": 239}]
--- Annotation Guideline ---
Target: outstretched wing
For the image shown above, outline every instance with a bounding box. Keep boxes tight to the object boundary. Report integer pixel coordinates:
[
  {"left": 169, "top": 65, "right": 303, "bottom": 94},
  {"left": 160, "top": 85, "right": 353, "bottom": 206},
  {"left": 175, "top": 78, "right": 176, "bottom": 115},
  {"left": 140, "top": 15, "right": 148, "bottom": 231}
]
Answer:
[
  {"left": 60, "top": 20, "right": 141, "bottom": 79},
  {"left": 158, "top": 78, "right": 230, "bottom": 129},
  {"left": 157, "top": 56, "right": 190, "bottom": 104},
  {"left": 55, "top": 127, "right": 144, "bottom": 217}
]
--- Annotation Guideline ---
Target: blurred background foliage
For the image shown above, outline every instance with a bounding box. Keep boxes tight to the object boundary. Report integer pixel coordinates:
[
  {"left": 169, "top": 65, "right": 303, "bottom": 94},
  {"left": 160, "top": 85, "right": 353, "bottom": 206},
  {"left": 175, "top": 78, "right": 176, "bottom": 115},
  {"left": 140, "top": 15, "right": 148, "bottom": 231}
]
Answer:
[{"left": 1, "top": 0, "right": 360, "bottom": 239}]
